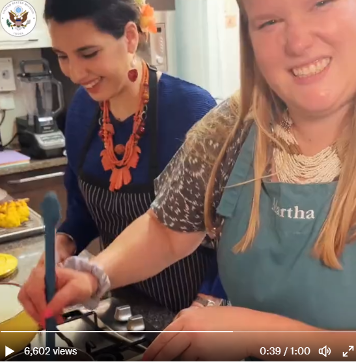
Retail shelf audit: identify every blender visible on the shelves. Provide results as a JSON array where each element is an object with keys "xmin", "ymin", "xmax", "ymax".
[{"xmin": 16, "ymin": 59, "xmax": 65, "ymax": 159}]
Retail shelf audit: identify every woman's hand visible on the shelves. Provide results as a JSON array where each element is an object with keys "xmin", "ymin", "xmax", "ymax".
[
  {"xmin": 144, "ymin": 307, "xmax": 255, "ymax": 361},
  {"xmin": 18, "ymin": 264, "xmax": 98, "ymax": 327},
  {"xmin": 173, "ymin": 294, "xmax": 222, "ymax": 321},
  {"xmin": 37, "ymin": 234, "xmax": 76, "ymax": 266},
  {"xmin": 54, "ymin": 234, "xmax": 76, "ymax": 264}
]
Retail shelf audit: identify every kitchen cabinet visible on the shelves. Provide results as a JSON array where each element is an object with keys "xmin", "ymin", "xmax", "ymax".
[
  {"xmin": 0, "ymin": 0, "xmax": 51, "ymax": 50},
  {"xmin": 0, "ymin": 165, "xmax": 67, "ymax": 223}
]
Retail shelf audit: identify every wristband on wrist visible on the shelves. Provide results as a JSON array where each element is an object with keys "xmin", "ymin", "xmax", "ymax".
[
  {"xmin": 56, "ymin": 231, "xmax": 76, "ymax": 243},
  {"xmin": 56, "ymin": 232, "xmax": 75, "ymax": 242},
  {"xmin": 56, "ymin": 232, "xmax": 77, "ymax": 252},
  {"xmin": 63, "ymin": 256, "xmax": 111, "ymax": 310},
  {"xmin": 194, "ymin": 295, "xmax": 224, "ymax": 307},
  {"xmin": 55, "ymin": 233, "xmax": 77, "ymax": 264}
]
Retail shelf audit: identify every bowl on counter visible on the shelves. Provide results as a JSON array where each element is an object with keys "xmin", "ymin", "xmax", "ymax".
[{"xmin": 0, "ymin": 283, "xmax": 40, "ymax": 360}]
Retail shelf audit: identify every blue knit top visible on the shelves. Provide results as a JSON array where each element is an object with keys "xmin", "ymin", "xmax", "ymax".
[{"xmin": 57, "ymin": 73, "xmax": 226, "ymax": 299}]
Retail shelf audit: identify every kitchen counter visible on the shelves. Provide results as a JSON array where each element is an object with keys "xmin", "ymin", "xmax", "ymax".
[
  {"xmin": 0, "ymin": 235, "xmax": 44, "ymax": 285},
  {"xmin": 0, "ymin": 236, "xmax": 175, "ymax": 331},
  {"xmin": 0, "ymin": 156, "xmax": 67, "ymax": 177}
]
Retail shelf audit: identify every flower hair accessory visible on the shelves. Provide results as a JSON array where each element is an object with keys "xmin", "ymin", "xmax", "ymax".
[{"xmin": 135, "ymin": 0, "xmax": 157, "ymax": 34}]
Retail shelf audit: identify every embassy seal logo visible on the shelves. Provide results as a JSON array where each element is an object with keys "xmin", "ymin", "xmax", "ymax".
[{"xmin": 1, "ymin": 1, "xmax": 37, "ymax": 37}]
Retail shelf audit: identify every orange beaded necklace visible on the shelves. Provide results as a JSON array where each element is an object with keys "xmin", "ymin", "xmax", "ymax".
[{"xmin": 99, "ymin": 60, "xmax": 149, "ymax": 192}]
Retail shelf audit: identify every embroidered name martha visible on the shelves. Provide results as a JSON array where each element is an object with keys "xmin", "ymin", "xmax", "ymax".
[{"xmin": 272, "ymin": 198, "xmax": 315, "ymax": 220}]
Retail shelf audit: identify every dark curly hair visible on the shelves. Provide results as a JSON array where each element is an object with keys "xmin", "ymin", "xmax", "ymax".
[
  {"xmin": 44, "ymin": 0, "xmax": 151, "ymax": 59},
  {"xmin": 44, "ymin": 0, "xmax": 142, "ymax": 38}
]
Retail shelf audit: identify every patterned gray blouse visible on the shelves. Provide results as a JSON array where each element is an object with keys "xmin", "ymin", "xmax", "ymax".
[{"xmin": 151, "ymin": 98, "xmax": 251, "ymax": 232}]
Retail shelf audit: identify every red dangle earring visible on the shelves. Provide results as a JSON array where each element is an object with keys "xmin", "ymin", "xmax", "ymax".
[{"xmin": 128, "ymin": 56, "xmax": 138, "ymax": 82}]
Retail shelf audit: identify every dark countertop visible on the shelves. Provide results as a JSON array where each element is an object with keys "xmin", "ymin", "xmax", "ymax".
[
  {"xmin": 110, "ymin": 287, "xmax": 175, "ymax": 331},
  {"xmin": 0, "ymin": 156, "xmax": 67, "ymax": 176},
  {"xmin": 0, "ymin": 236, "xmax": 174, "ymax": 331}
]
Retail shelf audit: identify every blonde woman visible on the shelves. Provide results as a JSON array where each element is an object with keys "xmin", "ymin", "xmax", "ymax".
[{"xmin": 19, "ymin": 0, "xmax": 356, "ymax": 360}]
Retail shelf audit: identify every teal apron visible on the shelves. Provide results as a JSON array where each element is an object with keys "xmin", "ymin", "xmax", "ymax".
[{"xmin": 217, "ymin": 124, "xmax": 356, "ymax": 330}]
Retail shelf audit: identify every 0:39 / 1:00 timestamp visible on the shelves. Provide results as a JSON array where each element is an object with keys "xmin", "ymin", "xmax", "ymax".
[{"xmin": 260, "ymin": 346, "xmax": 311, "ymax": 356}]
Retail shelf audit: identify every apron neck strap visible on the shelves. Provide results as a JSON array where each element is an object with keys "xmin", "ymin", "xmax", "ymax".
[{"xmin": 78, "ymin": 65, "xmax": 159, "ymax": 184}]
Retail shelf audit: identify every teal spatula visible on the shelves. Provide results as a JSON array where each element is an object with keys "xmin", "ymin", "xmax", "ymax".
[{"xmin": 40, "ymin": 192, "xmax": 61, "ymax": 360}]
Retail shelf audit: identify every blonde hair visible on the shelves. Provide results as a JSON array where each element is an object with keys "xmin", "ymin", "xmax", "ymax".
[{"xmin": 202, "ymin": 0, "xmax": 356, "ymax": 269}]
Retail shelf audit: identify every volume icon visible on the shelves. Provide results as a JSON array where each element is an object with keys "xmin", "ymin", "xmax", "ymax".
[{"xmin": 319, "ymin": 346, "xmax": 331, "ymax": 357}]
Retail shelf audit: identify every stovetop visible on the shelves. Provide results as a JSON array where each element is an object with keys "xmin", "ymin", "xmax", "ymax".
[{"xmin": 29, "ymin": 297, "xmax": 160, "ymax": 361}]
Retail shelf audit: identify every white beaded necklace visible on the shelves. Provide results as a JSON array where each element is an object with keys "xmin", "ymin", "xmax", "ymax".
[{"xmin": 273, "ymin": 113, "xmax": 341, "ymax": 184}]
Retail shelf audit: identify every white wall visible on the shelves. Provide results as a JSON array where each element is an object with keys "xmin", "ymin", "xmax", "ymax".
[
  {"xmin": 222, "ymin": 0, "xmax": 240, "ymax": 99},
  {"xmin": 175, "ymin": 0, "xmax": 240, "ymax": 101},
  {"xmin": 0, "ymin": 48, "xmax": 42, "ymax": 145},
  {"xmin": 154, "ymin": 10, "xmax": 177, "ymax": 77}
]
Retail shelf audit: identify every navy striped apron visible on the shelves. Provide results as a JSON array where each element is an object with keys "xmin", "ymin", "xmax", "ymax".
[{"xmin": 76, "ymin": 66, "xmax": 215, "ymax": 312}]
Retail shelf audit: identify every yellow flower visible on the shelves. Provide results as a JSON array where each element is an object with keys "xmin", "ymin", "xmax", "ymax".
[{"xmin": 140, "ymin": 4, "xmax": 157, "ymax": 34}]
